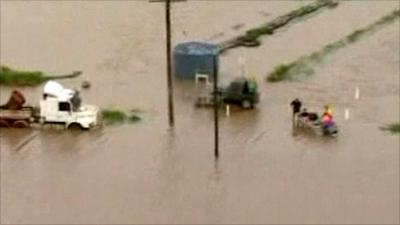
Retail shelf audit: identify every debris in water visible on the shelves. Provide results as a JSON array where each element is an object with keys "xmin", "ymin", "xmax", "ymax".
[{"xmin": 81, "ymin": 80, "xmax": 91, "ymax": 89}]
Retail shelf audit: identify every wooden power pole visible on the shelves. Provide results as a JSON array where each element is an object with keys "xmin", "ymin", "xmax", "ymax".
[
  {"xmin": 150, "ymin": 0, "xmax": 186, "ymax": 128},
  {"xmin": 213, "ymin": 55, "xmax": 219, "ymax": 159},
  {"xmin": 165, "ymin": 0, "xmax": 174, "ymax": 127}
]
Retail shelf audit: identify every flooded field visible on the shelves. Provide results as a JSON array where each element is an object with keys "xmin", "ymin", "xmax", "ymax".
[{"xmin": 1, "ymin": 1, "xmax": 399, "ymax": 224}]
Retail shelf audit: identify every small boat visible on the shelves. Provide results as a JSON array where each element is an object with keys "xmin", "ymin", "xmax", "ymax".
[{"xmin": 296, "ymin": 112, "xmax": 338, "ymax": 136}]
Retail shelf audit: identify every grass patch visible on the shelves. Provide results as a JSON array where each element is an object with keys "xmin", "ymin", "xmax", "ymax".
[
  {"xmin": 267, "ymin": 63, "xmax": 296, "ymax": 82},
  {"xmin": 382, "ymin": 123, "xmax": 400, "ymax": 134},
  {"xmin": 102, "ymin": 110, "xmax": 127, "ymax": 125},
  {"xmin": 0, "ymin": 66, "xmax": 81, "ymax": 86},
  {"xmin": 245, "ymin": 26, "xmax": 274, "ymax": 39},
  {"xmin": 267, "ymin": 9, "xmax": 400, "ymax": 82},
  {"xmin": 219, "ymin": 0, "xmax": 339, "ymax": 52},
  {"xmin": 101, "ymin": 109, "xmax": 142, "ymax": 125}
]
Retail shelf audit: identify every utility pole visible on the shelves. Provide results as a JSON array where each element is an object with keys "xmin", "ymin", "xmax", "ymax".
[
  {"xmin": 165, "ymin": 0, "xmax": 174, "ymax": 127},
  {"xmin": 149, "ymin": 0, "xmax": 186, "ymax": 127},
  {"xmin": 213, "ymin": 55, "xmax": 219, "ymax": 159}
]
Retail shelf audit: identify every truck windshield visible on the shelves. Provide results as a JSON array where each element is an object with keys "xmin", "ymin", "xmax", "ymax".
[
  {"xmin": 227, "ymin": 81, "xmax": 244, "ymax": 93},
  {"xmin": 70, "ymin": 92, "xmax": 82, "ymax": 111}
]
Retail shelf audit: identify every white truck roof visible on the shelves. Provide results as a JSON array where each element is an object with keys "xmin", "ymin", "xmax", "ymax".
[{"xmin": 43, "ymin": 81, "xmax": 75, "ymax": 101}]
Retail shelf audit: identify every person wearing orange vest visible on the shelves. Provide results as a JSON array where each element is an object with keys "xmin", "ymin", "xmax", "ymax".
[{"xmin": 321, "ymin": 105, "xmax": 333, "ymax": 126}]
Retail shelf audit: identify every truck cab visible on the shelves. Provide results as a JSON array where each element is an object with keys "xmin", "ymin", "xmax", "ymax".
[
  {"xmin": 39, "ymin": 81, "xmax": 100, "ymax": 129},
  {"xmin": 221, "ymin": 77, "xmax": 260, "ymax": 109}
]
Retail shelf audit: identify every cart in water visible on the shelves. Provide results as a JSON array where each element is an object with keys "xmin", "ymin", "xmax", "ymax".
[{"xmin": 296, "ymin": 112, "xmax": 338, "ymax": 136}]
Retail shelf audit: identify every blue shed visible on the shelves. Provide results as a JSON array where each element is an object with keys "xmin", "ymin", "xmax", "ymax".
[{"xmin": 173, "ymin": 42, "xmax": 219, "ymax": 80}]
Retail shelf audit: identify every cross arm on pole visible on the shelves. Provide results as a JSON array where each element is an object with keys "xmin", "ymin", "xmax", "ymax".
[{"xmin": 149, "ymin": 0, "xmax": 186, "ymax": 2}]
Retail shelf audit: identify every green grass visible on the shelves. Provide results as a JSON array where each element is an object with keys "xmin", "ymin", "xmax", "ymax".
[
  {"xmin": 101, "ymin": 109, "xmax": 142, "ymax": 125},
  {"xmin": 267, "ymin": 9, "xmax": 400, "ymax": 82},
  {"xmin": 0, "ymin": 66, "xmax": 81, "ymax": 86},
  {"xmin": 382, "ymin": 123, "xmax": 400, "ymax": 134},
  {"xmin": 267, "ymin": 63, "xmax": 296, "ymax": 82},
  {"xmin": 219, "ymin": 0, "xmax": 338, "ymax": 52},
  {"xmin": 102, "ymin": 110, "xmax": 127, "ymax": 125},
  {"xmin": 245, "ymin": 26, "xmax": 274, "ymax": 40}
]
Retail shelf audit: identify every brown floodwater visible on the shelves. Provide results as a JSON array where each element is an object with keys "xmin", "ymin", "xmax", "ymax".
[{"xmin": 1, "ymin": 1, "xmax": 399, "ymax": 224}]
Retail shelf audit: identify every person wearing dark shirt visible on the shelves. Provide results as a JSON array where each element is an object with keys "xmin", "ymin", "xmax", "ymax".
[
  {"xmin": 290, "ymin": 98, "xmax": 302, "ymax": 115},
  {"xmin": 290, "ymin": 98, "xmax": 302, "ymax": 127}
]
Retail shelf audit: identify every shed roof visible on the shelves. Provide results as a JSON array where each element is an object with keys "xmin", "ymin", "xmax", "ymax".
[{"xmin": 174, "ymin": 42, "xmax": 218, "ymax": 55}]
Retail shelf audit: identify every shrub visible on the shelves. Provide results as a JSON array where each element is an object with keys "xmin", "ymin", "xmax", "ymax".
[
  {"xmin": 101, "ymin": 109, "xmax": 142, "ymax": 125},
  {"xmin": 382, "ymin": 123, "xmax": 400, "ymax": 134},
  {"xmin": 267, "ymin": 63, "xmax": 296, "ymax": 82}
]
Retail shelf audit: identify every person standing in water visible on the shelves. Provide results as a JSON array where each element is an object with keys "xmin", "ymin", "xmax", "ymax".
[
  {"xmin": 290, "ymin": 98, "xmax": 302, "ymax": 115},
  {"xmin": 290, "ymin": 98, "xmax": 302, "ymax": 126}
]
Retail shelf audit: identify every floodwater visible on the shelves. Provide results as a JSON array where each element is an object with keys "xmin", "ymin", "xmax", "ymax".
[{"xmin": 1, "ymin": 1, "xmax": 399, "ymax": 224}]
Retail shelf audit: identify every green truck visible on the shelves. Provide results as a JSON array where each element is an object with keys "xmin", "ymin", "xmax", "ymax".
[
  {"xmin": 221, "ymin": 77, "xmax": 260, "ymax": 109},
  {"xmin": 195, "ymin": 77, "xmax": 260, "ymax": 109}
]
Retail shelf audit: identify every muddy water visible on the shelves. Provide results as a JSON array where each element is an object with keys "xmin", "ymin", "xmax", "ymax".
[{"xmin": 1, "ymin": 1, "xmax": 399, "ymax": 224}]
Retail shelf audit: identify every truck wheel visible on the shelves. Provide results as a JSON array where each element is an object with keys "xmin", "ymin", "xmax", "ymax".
[
  {"xmin": 68, "ymin": 123, "xmax": 83, "ymax": 130},
  {"xmin": 39, "ymin": 117, "xmax": 46, "ymax": 124},
  {"xmin": 0, "ymin": 119, "xmax": 10, "ymax": 128},
  {"xmin": 241, "ymin": 100, "xmax": 252, "ymax": 109},
  {"xmin": 12, "ymin": 120, "xmax": 30, "ymax": 128}
]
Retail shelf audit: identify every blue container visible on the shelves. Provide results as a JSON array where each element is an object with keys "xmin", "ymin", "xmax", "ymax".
[{"xmin": 173, "ymin": 42, "xmax": 219, "ymax": 80}]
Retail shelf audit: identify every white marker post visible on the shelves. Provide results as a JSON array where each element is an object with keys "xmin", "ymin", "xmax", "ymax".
[
  {"xmin": 345, "ymin": 108, "xmax": 350, "ymax": 120},
  {"xmin": 355, "ymin": 86, "xmax": 360, "ymax": 100},
  {"xmin": 225, "ymin": 105, "xmax": 230, "ymax": 117}
]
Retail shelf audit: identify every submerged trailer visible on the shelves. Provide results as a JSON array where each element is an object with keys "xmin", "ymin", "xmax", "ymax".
[
  {"xmin": 0, "ymin": 107, "xmax": 35, "ymax": 128},
  {"xmin": 0, "ymin": 90, "xmax": 35, "ymax": 128}
]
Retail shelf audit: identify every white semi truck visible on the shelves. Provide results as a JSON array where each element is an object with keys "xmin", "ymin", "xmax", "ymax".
[{"xmin": 0, "ymin": 81, "xmax": 101, "ymax": 130}]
